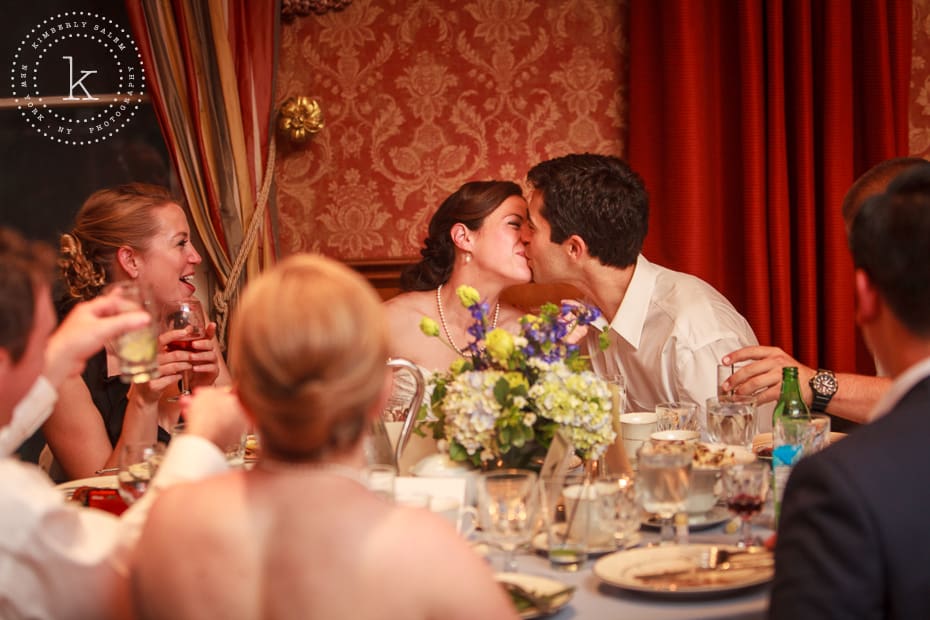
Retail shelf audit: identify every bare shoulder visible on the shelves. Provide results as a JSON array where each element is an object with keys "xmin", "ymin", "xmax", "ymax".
[
  {"xmin": 384, "ymin": 291, "xmax": 436, "ymax": 343},
  {"xmin": 378, "ymin": 507, "xmax": 518, "ymax": 619},
  {"xmin": 384, "ymin": 290, "xmax": 433, "ymax": 316}
]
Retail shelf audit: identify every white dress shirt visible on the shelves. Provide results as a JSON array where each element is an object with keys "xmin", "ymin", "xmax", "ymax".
[
  {"xmin": 0, "ymin": 381, "xmax": 228, "ymax": 620},
  {"xmin": 586, "ymin": 255, "xmax": 761, "ymax": 431}
]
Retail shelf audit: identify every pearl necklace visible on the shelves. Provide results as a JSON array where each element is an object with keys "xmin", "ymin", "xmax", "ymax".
[{"xmin": 436, "ymin": 283, "xmax": 500, "ymax": 356}]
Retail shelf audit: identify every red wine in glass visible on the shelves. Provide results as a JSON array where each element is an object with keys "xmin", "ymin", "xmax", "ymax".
[
  {"xmin": 162, "ymin": 299, "xmax": 206, "ymax": 399},
  {"xmin": 726, "ymin": 493, "xmax": 764, "ymax": 519},
  {"xmin": 167, "ymin": 338, "xmax": 199, "ymax": 353}
]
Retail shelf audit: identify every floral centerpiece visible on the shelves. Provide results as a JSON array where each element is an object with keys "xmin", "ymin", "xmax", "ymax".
[{"xmin": 418, "ymin": 285, "xmax": 616, "ymax": 469}]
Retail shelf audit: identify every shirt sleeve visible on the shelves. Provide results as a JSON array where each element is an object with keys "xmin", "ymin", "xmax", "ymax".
[
  {"xmin": 0, "ymin": 377, "xmax": 57, "ymax": 457},
  {"xmin": 0, "ymin": 459, "xmax": 123, "ymax": 619}
]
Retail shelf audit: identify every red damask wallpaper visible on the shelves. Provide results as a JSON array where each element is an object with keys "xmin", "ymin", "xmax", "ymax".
[
  {"xmin": 274, "ymin": 0, "xmax": 627, "ymax": 261},
  {"xmin": 911, "ymin": 0, "xmax": 930, "ymax": 157}
]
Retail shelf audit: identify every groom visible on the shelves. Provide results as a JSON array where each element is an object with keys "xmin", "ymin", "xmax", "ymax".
[{"xmin": 521, "ymin": 153, "xmax": 759, "ymax": 426}]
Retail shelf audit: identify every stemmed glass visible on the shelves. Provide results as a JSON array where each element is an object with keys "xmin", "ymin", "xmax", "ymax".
[
  {"xmin": 721, "ymin": 461, "xmax": 769, "ymax": 548},
  {"xmin": 476, "ymin": 469, "xmax": 539, "ymax": 573},
  {"xmin": 162, "ymin": 299, "xmax": 206, "ymax": 399},
  {"xmin": 636, "ymin": 440, "xmax": 694, "ymax": 544},
  {"xmin": 116, "ymin": 442, "xmax": 163, "ymax": 505}
]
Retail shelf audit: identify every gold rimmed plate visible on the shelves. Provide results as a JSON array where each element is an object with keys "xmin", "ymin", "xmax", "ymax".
[{"xmin": 593, "ymin": 544, "xmax": 773, "ymax": 597}]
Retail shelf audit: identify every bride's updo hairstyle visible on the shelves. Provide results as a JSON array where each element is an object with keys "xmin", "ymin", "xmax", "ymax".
[
  {"xmin": 400, "ymin": 180, "xmax": 523, "ymax": 291},
  {"xmin": 60, "ymin": 183, "xmax": 176, "ymax": 301},
  {"xmin": 230, "ymin": 254, "xmax": 388, "ymax": 462}
]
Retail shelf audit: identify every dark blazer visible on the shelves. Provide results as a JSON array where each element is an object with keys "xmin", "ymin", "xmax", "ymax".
[{"xmin": 769, "ymin": 374, "xmax": 930, "ymax": 620}]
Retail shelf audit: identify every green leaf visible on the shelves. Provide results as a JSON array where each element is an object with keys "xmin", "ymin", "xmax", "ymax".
[
  {"xmin": 448, "ymin": 443, "xmax": 467, "ymax": 461},
  {"xmin": 493, "ymin": 377, "xmax": 510, "ymax": 405}
]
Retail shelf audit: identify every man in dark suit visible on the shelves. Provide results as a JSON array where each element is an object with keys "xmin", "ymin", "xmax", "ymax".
[{"xmin": 769, "ymin": 166, "xmax": 930, "ymax": 619}]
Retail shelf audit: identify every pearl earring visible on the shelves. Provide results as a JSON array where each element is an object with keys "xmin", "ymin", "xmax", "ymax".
[{"xmin": 464, "ymin": 252, "xmax": 472, "ymax": 264}]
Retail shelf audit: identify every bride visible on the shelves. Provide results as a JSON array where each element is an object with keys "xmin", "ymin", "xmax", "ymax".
[{"xmin": 384, "ymin": 180, "xmax": 532, "ymax": 371}]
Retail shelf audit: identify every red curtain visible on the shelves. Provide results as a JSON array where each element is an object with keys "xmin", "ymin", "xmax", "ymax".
[{"xmin": 628, "ymin": 0, "xmax": 910, "ymax": 375}]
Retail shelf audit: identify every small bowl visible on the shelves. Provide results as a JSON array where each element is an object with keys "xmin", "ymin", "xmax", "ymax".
[{"xmin": 650, "ymin": 430, "xmax": 700, "ymax": 444}]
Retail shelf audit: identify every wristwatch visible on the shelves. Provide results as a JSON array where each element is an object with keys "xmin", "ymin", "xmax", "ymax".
[{"xmin": 809, "ymin": 369, "xmax": 838, "ymax": 412}]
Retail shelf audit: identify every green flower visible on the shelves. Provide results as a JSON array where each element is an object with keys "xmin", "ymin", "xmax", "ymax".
[
  {"xmin": 419, "ymin": 317, "xmax": 440, "ymax": 338},
  {"xmin": 456, "ymin": 285, "xmax": 481, "ymax": 307},
  {"xmin": 485, "ymin": 328, "xmax": 515, "ymax": 365}
]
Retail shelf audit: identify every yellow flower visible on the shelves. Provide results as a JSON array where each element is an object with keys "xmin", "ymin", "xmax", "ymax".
[
  {"xmin": 485, "ymin": 328, "xmax": 514, "ymax": 364},
  {"xmin": 419, "ymin": 317, "xmax": 440, "ymax": 337},
  {"xmin": 450, "ymin": 358, "xmax": 468, "ymax": 374},
  {"xmin": 456, "ymin": 285, "xmax": 481, "ymax": 307}
]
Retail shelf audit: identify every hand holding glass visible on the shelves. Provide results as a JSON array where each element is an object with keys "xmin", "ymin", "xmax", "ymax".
[
  {"xmin": 162, "ymin": 299, "xmax": 206, "ymax": 398},
  {"xmin": 105, "ymin": 282, "xmax": 159, "ymax": 383}
]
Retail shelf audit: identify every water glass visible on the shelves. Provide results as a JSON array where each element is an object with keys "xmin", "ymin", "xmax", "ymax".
[
  {"xmin": 365, "ymin": 464, "xmax": 396, "ymax": 502},
  {"xmin": 637, "ymin": 440, "xmax": 694, "ymax": 544},
  {"xmin": 810, "ymin": 413, "xmax": 831, "ymax": 452},
  {"xmin": 655, "ymin": 401, "xmax": 699, "ymax": 432},
  {"xmin": 117, "ymin": 442, "xmax": 163, "ymax": 505},
  {"xmin": 717, "ymin": 361, "xmax": 750, "ymax": 397},
  {"xmin": 104, "ymin": 282, "xmax": 159, "ymax": 384},
  {"xmin": 706, "ymin": 396, "xmax": 757, "ymax": 449},
  {"xmin": 540, "ymin": 474, "xmax": 592, "ymax": 571},
  {"xmin": 595, "ymin": 474, "xmax": 639, "ymax": 545},
  {"xmin": 476, "ymin": 469, "xmax": 539, "ymax": 573}
]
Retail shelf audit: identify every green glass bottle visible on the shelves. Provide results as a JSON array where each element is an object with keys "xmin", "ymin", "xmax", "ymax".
[{"xmin": 772, "ymin": 367, "xmax": 811, "ymax": 523}]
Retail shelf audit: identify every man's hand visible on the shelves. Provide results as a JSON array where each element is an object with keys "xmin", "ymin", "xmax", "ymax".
[
  {"xmin": 44, "ymin": 294, "xmax": 150, "ymax": 388},
  {"xmin": 721, "ymin": 346, "xmax": 814, "ymax": 405}
]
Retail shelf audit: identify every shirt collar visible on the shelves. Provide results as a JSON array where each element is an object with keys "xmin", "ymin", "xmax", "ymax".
[
  {"xmin": 607, "ymin": 254, "xmax": 656, "ymax": 350},
  {"xmin": 870, "ymin": 355, "xmax": 930, "ymax": 420}
]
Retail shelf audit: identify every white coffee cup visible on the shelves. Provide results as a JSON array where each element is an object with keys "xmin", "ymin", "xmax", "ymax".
[{"xmin": 620, "ymin": 412, "xmax": 658, "ymax": 440}]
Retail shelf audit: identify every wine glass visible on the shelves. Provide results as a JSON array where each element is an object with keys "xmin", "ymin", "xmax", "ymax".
[
  {"xmin": 721, "ymin": 461, "xmax": 769, "ymax": 548},
  {"xmin": 162, "ymin": 299, "xmax": 207, "ymax": 399},
  {"xmin": 476, "ymin": 469, "xmax": 539, "ymax": 573},
  {"xmin": 705, "ymin": 396, "xmax": 757, "ymax": 449},
  {"xmin": 117, "ymin": 442, "xmax": 163, "ymax": 505},
  {"xmin": 636, "ymin": 439, "xmax": 694, "ymax": 544}
]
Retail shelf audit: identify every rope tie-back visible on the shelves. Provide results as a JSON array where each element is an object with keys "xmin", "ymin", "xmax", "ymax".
[{"xmin": 213, "ymin": 133, "xmax": 278, "ymax": 348}]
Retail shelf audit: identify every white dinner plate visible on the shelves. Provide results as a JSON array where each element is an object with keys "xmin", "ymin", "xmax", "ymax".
[
  {"xmin": 641, "ymin": 505, "xmax": 732, "ymax": 531},
  {"xmin": 593, "ymin": 543, "xmax": 773, "ymax": 597},
  {"xmin": 56, "ymin": 475, "xmax": 118, "ymax": 499},
  {"xmin": 496, "ymin": 572, "xmax": 574, "ymax": 618},
  {"xmin": 531, "ymin": 530, "xmax": 642, "ymax": 556}
]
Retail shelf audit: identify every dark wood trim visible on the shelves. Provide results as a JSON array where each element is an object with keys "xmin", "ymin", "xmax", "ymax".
[{"xmin": 345, "ymin": 259, "xmax": 412, "ymax": 300}]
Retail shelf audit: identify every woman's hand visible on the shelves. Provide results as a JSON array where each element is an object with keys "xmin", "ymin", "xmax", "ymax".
[{"xmin": 186, "ymin": 322, "xmax": 223, "ymax": 389}]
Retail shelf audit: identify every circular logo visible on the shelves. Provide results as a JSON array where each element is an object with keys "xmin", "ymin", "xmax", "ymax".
[{"xmin": 9, "ymin": 11, "xmax": 146, "ymax": 146}]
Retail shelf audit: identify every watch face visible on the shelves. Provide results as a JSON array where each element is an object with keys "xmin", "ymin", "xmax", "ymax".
[{"xmin": 812, "ymin": 372, "xmax": 838, "ymax": 396}]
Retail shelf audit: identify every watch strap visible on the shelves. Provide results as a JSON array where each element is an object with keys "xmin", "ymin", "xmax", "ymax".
[{"xmin": 811, "ymin": 390, "xmax": 832, "ymax": 413}]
